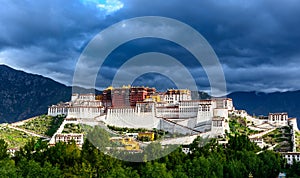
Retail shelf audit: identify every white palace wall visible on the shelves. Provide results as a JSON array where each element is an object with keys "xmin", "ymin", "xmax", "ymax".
[{"xmin": 106, "ymin": 109, "xmax": 160, "ymax": 129}]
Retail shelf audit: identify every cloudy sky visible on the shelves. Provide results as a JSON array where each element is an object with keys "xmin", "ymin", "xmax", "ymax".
[{"xmin": 0, "ymin": 0, "xmax": 300, "ymax": 94}]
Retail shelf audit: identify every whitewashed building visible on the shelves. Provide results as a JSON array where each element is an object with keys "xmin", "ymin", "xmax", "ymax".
[
  {"xmin": 282, "ymin": 152, "xmax": 300, "ymax": 164},
  {"xmin": 268, "ymin": 113, "xmax": 288, "ymax": 126},
  {"xmin": 48, "ymin": 93, "xmax": 104, "ymax": 119},
  {"xmin": 48, "ymin": 103, "xmax": 70, "ymax": 116},
  {"xmin": 288, "ymin": 118, "xmax": 299, "ymax": 131},
  {"xmin": 250, "ymin": 137, "xmax": 266, "ymax": 148},
  {"xmin": 50, "ymin": 91, "xmax": 234, "ymax": 138},
  {"xmin": 211, "ymin": 117, "xmax": 227, "ymax": 137},
  {"xmin": 163, "ymin": 89, "xmax": 191, "ymax": 104},
  {"xmin": 197, "ymin": 99, "xmax": 216, "ymax": 124},
  {"xmin": 54, "ymin": 133, "xmax": 84, "ymax": 146}
]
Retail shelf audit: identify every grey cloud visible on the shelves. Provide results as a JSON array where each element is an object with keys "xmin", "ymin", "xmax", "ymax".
[{"xmin": 1, "ymin": 0, "xmax": 300, "ymax": 93}]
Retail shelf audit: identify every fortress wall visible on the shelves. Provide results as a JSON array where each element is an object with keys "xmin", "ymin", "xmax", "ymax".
[
  {"xmin": 158, "ymin": 119, "xmax": 198, "ymax": 135},
  {"xmin": 168, "ymin": 117, "xmax": 197, "ymax": 129},
  {"xmin": 213, "ymin": 108, "xmax": 228, "ymax": 119},
  {"xmin": 105, "ymin": 112, "xmax": 160, "ymax": 129}
]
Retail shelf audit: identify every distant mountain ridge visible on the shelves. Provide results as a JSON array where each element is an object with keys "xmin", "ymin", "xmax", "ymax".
[
  {"xmin": 0, "ymin": 65, "xmax": 71, "ymax": 123},
  {"xmin": 228, "ymin": 91, "xmax": 300, "ymax": 119}
]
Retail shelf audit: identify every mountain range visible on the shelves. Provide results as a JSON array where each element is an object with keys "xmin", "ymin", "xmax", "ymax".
[
  {"xmin": 0, "ymin": 64, "xmax": 299, "ymax": 123},
  {"xmin": 0, "ymin": 65, "xmax": 71, "ymax": 123},
  {"xmin": 228, "ymin": 91, "xmax": 300, "ymax": 119}
]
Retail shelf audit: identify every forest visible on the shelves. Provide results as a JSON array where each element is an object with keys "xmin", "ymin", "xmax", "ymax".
[{"xmin": 1, "ymin": 130, "xmax": 300, "ymax": 178}]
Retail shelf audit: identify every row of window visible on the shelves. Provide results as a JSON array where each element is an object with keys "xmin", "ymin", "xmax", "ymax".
[{"xmin": 212, "ymin": 121, "xmax": 223, "ymax": 127}]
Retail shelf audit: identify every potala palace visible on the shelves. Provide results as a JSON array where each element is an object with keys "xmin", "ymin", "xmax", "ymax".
[
  {"xmin": 48, "ymin": 86, "xmax": 234, "ymax": 138},
  {"xmin": 48, "ymin": 85, "xmax": 300, "ymax": 151}
]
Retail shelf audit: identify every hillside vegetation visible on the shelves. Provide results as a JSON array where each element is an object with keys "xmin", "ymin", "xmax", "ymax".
[
  {"xmin": 0, "ymin": 125, "xmax": 37, "ymax": 148},
  {"xmin": 229, "ymin": 116, "xmax": 260, "ymax": 136},
  {"xmin": 17, "ymin": 115, "xmax": 65, "ymax": 137}
]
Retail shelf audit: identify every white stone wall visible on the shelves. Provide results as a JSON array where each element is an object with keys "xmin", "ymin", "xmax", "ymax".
[
  {"xmin": 179, "ymin": 101, "xmax": 199, "ymax": 118},
  {"xmin": 159, "ymin": 119, "xmax": 199, "ymax": 135},
  {"xmin": 73, "ymin": 100, "xmax": 102, "ymax": 107},
  {"xmin": 283, "ymin": 153, "xmax": 300, "ymax": 164},
  {"xmin": 234, "ymin": 110, "xmax": 248, "ymax": 118},
  {"xmin": 211, "ymin": 117, "xmax": 226, "ymax": 137},
  {"xmin": 163, "ymin": 91, "xmax": 191, "ymax": 104},
  {"xmin": 72, "ymin": 93, "xmax": 95, "ymax": 101},
  {"xmin": 49, "ymin": 93, "xmax": 103, "ymax": 118},
  {"xmin": 55, "ymin": 133, "xmax": 84, "ymax": 146},
  {"xmin": 225, "ymin": 98, "xmax": 234, "ymax": 110},
  {"xmin": 106, "ymin": 111, "xmax": 160, "ymax": 129},
  {"xmin": 48, "ymin": 106, "xmax": 68, "ymax": 116},
  {"xmin": 268, "ymin": 113, "xmax": 288, "ymax": 126},
  {"xmin": 155, "ymin": 106, "xmax": 179, "ymax": 118},
  {"xmin": 67, "ymin": 107, "xmax": 103, "ymax": 119},
  {"xmin": 289, "ymin": 118, "xmax": 299, "ymax": 131},
  {"xmin": 213, "ymin": 108, "xmax": 228, "ymax": 120},
  {"xmin": 197, "ymin": 100, "xmax": 216, "ymax": 124},
  {"xmin": 136, "ymin": 102, "xmax": 155, "ymax": 114},
  {"xmin": 169, "ymin": 117, "xmax": 197, "ymax": 129}
]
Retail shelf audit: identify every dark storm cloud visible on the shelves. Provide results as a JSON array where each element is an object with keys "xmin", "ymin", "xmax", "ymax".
[
  {"xmin": 0, "ymin": 0, "xmax": 111, "ymax": 84},
  {"xmin": 112, "ymin": 0, "xmax": 300, "ymax": 92},
  {"xmin": 0, "ymin": 0, "xmax": 300, "ymax": 93}
]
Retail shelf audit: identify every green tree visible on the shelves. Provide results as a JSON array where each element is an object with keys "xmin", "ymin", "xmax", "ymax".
[
  {"xmin": 287, "ymin": 161, "xmax": 300, "ymax": 177},
  {"xmin": 86, "ymin": 126, "xmax": 110, "ymax": 151},
  {"xmin": 256, "ymin": 151, "xmax": 283, "ymax": 178},
  {"xmin": 0, "ymin": 159, "xmax": 18, "ymax": 178},
  {"xmin": 15, "ymin": 138, "xmax": 36, "ymax": 162},
  {"xmin": 171, "ymin": 165, "xmax": 188, "ymax": 178},
  {"xmin": 17, "ymin": 159, "xmax": 62, "ymax": 178},
  {"xmin": 141, "ymin": 162, "xmax": 172, "ymax": 178},
  {"xmin": 223, "ymin": 160, "xmax": 247, "ymax": 178},
  {"xmin": 102, "ymin": 166, "xmax": 140, "ymax": 178},
  {"xmin": 143, "ymin": 142, "xmax": 165, "ymax": 162},
  {"xmin": 160, "ymin": 147, "xmax": 187, "ymax": 170},
  {"xmin": 0, "ymin": 139, "xmax": 9, "ymax": 160},
  {"xmin": 227, "ymin": 134, "xmax": 260, "ymax": 152},
  {"xmin": 235, "ymin": 150, "xmax": 261, "ymax": 176}
]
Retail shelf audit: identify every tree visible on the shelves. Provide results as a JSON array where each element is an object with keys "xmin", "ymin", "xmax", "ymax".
[
  {"xmin": 160, "ymin": 147, "xmax": 187, "ymax": 170},
  {"xmin": 287, "ymin": 161, "xmax": 300, "ymax": 177},
  {"xmin": 223, "ymin": 160, "xmax": 247, "ymax": 178},
  {"xmin": 143, "ymin": 142, "xmax": 165, "ymax": 162},
  {"xmin": 186, "ymin": 156, "xmax": 210, "ymax": 178},
  {"xmin": 227, "ymin": 134, "xmax": 260, "ymax": 152},
  {"xmin": 17, "ymin": 159, "xmax": 62, "ymax": 178},
  {"xmin": 141, "ymin": 162, "xmax": 172, "ymax": 178},
  {"xmin": 171, "ymin": 165, "xmax": 188, "ymax": 178},
  {"xmin": 0, "ymin": 159, "xmax": 17, "ymax": 178},
  {"xmin": 102, "ymin": 166, "xmax": 140, "ymax": 178},
  {"xmin": 235, "ymin": 150, "xmax": 261, "ymax": 176},
  {"xmin": 256, "ymin": 151, "xmax": 283, "ymax": 178},
  {"xmin": 0, "ymin": 139, "xmax": 9, "ymax": 160},
  {"xmin": 86, "ymin": 126, "xmax": 110, "ymax": 151}
]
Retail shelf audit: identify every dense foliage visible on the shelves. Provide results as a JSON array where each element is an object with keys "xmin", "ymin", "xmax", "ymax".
[{"xmin": 0, "ymin": 133, "xmax": 298, "ymax": 177}]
